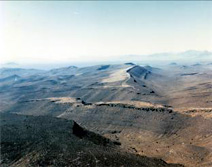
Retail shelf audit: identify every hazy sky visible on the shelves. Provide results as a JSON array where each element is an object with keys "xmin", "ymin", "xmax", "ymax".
[{"xmin": 1, "ymin": 1, "xmax": 212, "ymax": 64}]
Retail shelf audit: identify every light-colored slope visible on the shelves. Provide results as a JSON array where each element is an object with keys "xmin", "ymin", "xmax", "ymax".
[
  {"xmin": 101, "ymin": 68, "xmax": 130, "ymax": 83},
  {"xmin": 0, "ymin": 64, "xmax": 211, "ymax": 113}
]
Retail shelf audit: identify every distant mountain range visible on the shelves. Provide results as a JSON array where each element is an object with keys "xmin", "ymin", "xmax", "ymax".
[
  {"xmin": 1, "ymin": 50, "xmax": 211, "ymax": 70},
  {"xmin": 120, "ymin": 50, "xmax": 212, "ymax": 64}
]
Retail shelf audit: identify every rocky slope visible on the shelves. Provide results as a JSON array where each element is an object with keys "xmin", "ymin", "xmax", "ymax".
[
  {"xmin": 0, "ymin": 113, "xmax": 182, "ymax": 167},
  {"xmin": 0, "ymin": 63, "xmax": 212, "ymax": 167},
  {"xmin": 4, "ymin": 97, "xmax": 212, "ymax": 167}
]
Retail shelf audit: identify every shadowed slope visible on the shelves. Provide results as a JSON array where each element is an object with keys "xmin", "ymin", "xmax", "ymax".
[{"xmin": 0, "ymin": 113, "xmax": 182, "ymax": 167}]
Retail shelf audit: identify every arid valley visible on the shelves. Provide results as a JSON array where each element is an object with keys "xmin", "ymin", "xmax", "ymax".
[
  {"xmin": 1, "ymin": 59, "xmax": 212, "ymax": 167},
  {"xmin": 1, "ymin": 1, "xmax": 212, "ymax": 166}
]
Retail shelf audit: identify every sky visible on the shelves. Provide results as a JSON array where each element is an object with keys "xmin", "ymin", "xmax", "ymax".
[{"xmin": 1, "ymin": 1, "xmax": 212, "ymax": 64}]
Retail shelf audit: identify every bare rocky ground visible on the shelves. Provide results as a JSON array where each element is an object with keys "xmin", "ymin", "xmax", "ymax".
[
  {"xmin": 0, "ymin": 62, "xmax": 212, "ymax": 167},
  {"xmin": 0, "ymin": 113, "xmax": 182, "ymax": 167},
  {"xmin": 5, "ymin": 97, "xmax": 211, "ymax": 167}
]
